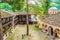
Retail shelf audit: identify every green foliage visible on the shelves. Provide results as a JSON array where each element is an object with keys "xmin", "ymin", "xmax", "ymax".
[
  {"xmin": 40, "ymin": 0, "xmax": 51, "ymax": 14},
  {"xmin": 33, "ymin": 27, "xmax": 40, "ymax": 32},
  {"xmin": 28, "ymin": 5, "xmax": 35, "ymax": 12},
  {"xmin": 35, "ymin": 24, "xmax": 39, "ymax": 28},
  {"xmin": 9, "ymin": 35, "xmax": 14, "ymax": 40},
  {"xmin": 56, "ymin": 0, "xmax": 60, "ymax": 4},
  {"xmin": 0, "ymin": 3, "xmax": 12, "ymax": 10},
  {"xmin": 11, "ymin": 0, "xmax": 26, "ymax": 11},
  {"xmin": 28, "ymin": 0, "xmax": 51, "ymax": 20},
  {"xmin": 33, "ymin": 24, "xmax": 41, "ymax": 32},
  {"xmin": 3, "ymin": 25, "xmax": 9, "ymax": 33},
  {"xmin": 1, "ymin": 0, "xmax": 26, "ymax": 11}
]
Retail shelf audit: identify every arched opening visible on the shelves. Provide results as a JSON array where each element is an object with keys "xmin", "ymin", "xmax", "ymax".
[
  {"xmin": 45, "ymin": 25, "xmax": 47, "ymax": 31},
  {"xmin": 42, "ymin": 24, "xmax": 44, "ymax": 28},
  {"xmin": 54, "ymin": 29, "xmax": 60, "ymax": 38},
  {"xmin": 48, "ymin": 26, "xmax": 54, "ymax": 36},
  {"xmin": 41, "ymin": 24, "xmax": 46, "ymax": 32}
]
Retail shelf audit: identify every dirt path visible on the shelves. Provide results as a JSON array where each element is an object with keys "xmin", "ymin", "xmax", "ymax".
[{"xmin": 7, "ymin": 25, "xmax": 53, "ymax": 40}]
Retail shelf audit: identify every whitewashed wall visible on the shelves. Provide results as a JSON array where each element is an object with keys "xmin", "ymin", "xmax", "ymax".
[{"xmin": 48, "ymin": 7, "xmax": 58, "ymax": 14}]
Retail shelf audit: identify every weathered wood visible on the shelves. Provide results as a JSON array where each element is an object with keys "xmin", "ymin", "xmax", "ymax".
[
  {"xmin": 0, "ymin": 10, "xmax": 3, "ymax": 40},
  {"xmin": 3, "ymin": 17, "xmax": 18, "ymax": 33},
  {"xmin": 26, "ymin": 0, "xmax": 29, "ymax": 35},
  {"xmin": 3, "ymin": 21, "xmax": 12, "ymax": 27},
  {"xmin": 12, "ymin": 16, "xmax": 16, "ymax": 29},
  {"xmin": 3, "ymin": 18, "xmax": 18, "ymax": 27}
]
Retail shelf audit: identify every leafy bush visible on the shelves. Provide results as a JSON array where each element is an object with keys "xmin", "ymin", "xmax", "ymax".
[
  {"xmin": 33, "ymin": 24, "xmax": 42, "ymax": 31},
  {"xmin": 35, "ymin": 24, "xmax": 39, "ymax": 28}
]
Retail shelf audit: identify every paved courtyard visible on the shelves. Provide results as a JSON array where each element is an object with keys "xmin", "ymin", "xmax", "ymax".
[{"xmin": 7, "ymin": 25, "xmax": 53, "ymax": 40}]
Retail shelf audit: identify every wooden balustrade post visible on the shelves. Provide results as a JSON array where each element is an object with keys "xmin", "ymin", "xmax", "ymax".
[
  {"xmin": 12, "ymin": 17, "xmax": 14, "ymax": 29},
  {"xmin": 0, "ymin": 10, "xmax": 3, "ymax": 40},
  {"xmin": 12, "ymin": 16, "xmax": 16, "ymax": 29}
]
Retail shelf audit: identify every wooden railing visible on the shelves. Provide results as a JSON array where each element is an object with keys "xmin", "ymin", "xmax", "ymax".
[{"xmin": 2, "ymin": 16, "xmax": 19, "ymax": 35}]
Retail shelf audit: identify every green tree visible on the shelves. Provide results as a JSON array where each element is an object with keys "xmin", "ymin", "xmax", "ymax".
[
  {"xmin": 0, "ymin": 3, "xmax": 12, "ymax": 10},
  {"xmin": 40, "ymin": 0, "xmax": 51, "ymax": 14},
  {"xmin": 56, "ymin": 0, "xmax": 60, "ymax": 4},
  {"xmin": 28, "ymin": 0, "xmax": 51, "ymax": 20},
  {"xmin": 1, "ymin": 0, "xmax": 26, "ymax": 11},
  {"xmin": 11, "ymin": 0, "xmax": 26, "ymax": 11}
]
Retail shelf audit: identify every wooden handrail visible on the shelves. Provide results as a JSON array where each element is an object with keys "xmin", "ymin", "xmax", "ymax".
[
  {"xmin": 3, "ymin": 18, "xmax": 18, "ymax": 27},
  {"xmin": 3, "ymin": 18, "xmax": 18, "ymax": 35},
  {"xmin": 3, "ymin": 21, "xmax": 12, "ymax": 27}
]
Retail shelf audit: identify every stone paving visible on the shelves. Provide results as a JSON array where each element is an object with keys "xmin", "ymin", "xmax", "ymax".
[{"xmin": 6, "ymin": 25, "xmax": 53, "ymax": 40}]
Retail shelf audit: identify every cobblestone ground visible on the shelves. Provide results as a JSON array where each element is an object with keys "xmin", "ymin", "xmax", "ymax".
[{"xmin": 7, "ymin": 25, "xmax": 53, "ymax": 40}]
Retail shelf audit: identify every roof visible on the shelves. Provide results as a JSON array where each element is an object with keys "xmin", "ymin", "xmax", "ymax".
[
  {"xmin": 1, "ymin": 12, "xmax": 12, "ymax": 18},
  {"xmin": 1, "ymin": 9, "xmax": 17, "ymax": 15},
  {"xmin": 1, "ymin": 10, "xmax": 35, "ymax": 18},
  {"xmin": 43, "ymin": 14, "xmax": 60, "ymax": 27},
  {"xmin": 49, "ymin": 7, "xmax": 57, "ymax": 10},
  {"xmin": 19, "ymin": 12, "xmax": 35, "ymax": 15},
  {"xmin": 1, "ymin": 9, "xmax": 17, "ymax": 18}
]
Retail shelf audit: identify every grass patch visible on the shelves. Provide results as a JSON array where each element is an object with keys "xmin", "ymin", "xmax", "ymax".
[
  {"xmin": 33, "ymin": 24, "xmax": 42, "ymax": 31},
  {"xmin": 33, "ymin": 27, "xmax": 40, "ymax": 31},
  {"xmin": 7, "ymin": 27, "xmax": 20, "ymax": 40},
  {"xmin": 9, "ymin": 36, "xmax": 14, "ymax": 40}
]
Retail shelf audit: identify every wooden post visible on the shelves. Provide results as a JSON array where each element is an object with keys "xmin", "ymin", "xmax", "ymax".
[
  {"xmin": 0, "ymin": 10, "xmax": 3, "ymax": 40},
  {"xmin": 12, "ymin": 16, "xmax": 16, "ymax": 29},
  {"xmin": 12, "ymin": 16, "xmax": 15, "ymax": 29},
  {"xmin": 26, "ymin": 0, "xmax": 29, "ymax": 35}
]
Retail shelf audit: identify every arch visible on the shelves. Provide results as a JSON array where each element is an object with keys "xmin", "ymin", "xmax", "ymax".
[
  {"xmin": 55, "ymin": 29, "xmax": 59, "ymax": 32},
  {"xmin": 54, "ymin": 29, "xmax": 60, "ymax": 38},
  {"xmin": 48, "ymin": 26, "xmax": 54, "ymax": 36},
  {"xmin": 48, "ymin": 26, "xmax": 52, "ymax": 29}
]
